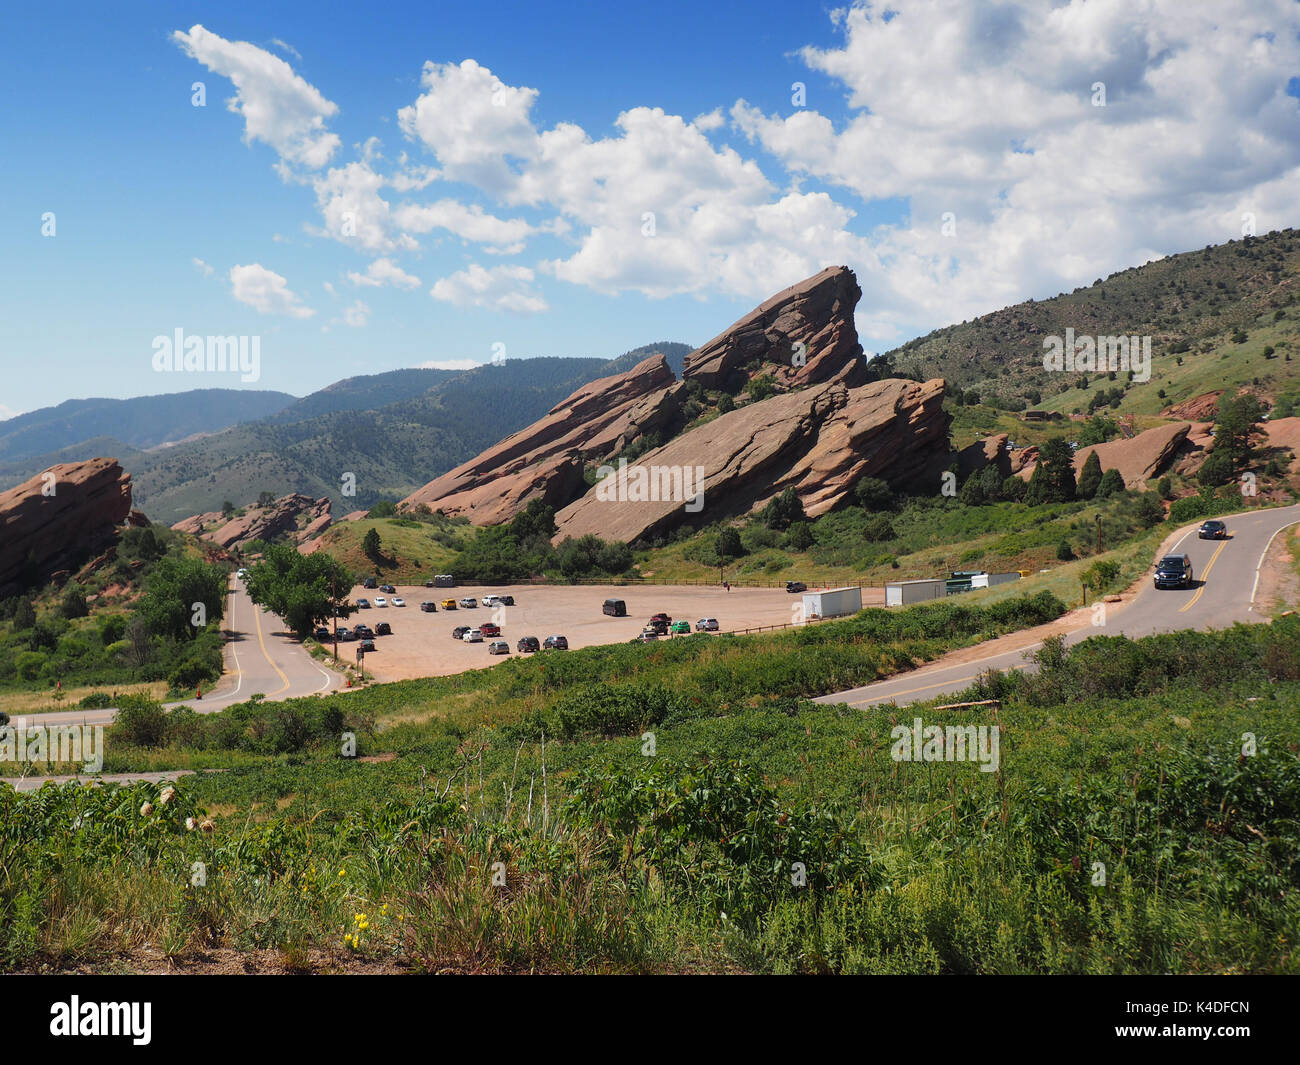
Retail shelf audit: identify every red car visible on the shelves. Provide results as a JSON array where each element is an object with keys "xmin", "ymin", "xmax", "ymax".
[{"xmin": 480, "ymin": 622, "xmax": 501, "ymax": 638}]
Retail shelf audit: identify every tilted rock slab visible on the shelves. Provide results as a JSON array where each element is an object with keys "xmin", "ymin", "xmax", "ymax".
[
  {"xmin": 399, "ymin": 354, "xmax": 681, "ymax": 523},
  {"xmin": 553, "ymin": 378, "xmax": 948, "ymax": 545},
  {"xmin": 683, "ymin": 266, "xmax": 867, "ymax": 391},
  {"xmin": 0, "ymin": 457, "xmax": 132, "ymax": 596}
]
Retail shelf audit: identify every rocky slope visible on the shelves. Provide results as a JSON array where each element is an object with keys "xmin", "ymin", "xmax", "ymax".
[
  {"xmin": 172, "ymin": 494, "xmax": 331, "ymax": 551},
  {"xmin": 399, "ymin": 266, "xmax": 924, "ymax": 537},
  {"xmin": 683, "ymin": 266, "xmax": 867, "ymax": 391},
  {"xmin": 553, "ymin": 377, "xmax": 949, "ymax": 545},
  {"xmin": 0, "ymin": 458, "xmax": 132, "ymax": 596},
  {"xmin": 400, "ymin": 354, "xmax": 682, "ymax": 524}
]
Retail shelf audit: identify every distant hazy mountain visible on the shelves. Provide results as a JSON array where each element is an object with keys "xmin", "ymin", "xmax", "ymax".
[{"xmin": 0, "ymin": 388, "xmax": 296, "ymax": 463}]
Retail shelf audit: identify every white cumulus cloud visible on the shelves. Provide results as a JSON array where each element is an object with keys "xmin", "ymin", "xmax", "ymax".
[
  {"xmin": 229, "ymin": 263, "xmax": 315, "ymax": 318},
  {"xmin": 430, "ymin": 263, "xmax": 548, "ymax": 314}
]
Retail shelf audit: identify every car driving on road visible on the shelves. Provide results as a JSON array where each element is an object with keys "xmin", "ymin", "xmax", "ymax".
[
  {"xmin": 1198, "ymin": 519, "xmax": 1228, "ymax": 540},
  {"xmin": 1154, "ymin": 553, "xmax": 1194, "ymax": 589}
]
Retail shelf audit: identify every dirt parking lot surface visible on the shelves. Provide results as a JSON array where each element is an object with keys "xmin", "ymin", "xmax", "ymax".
[{"xmin": 342, "ymin": 582, "xmax": 884, "ymax": 682}]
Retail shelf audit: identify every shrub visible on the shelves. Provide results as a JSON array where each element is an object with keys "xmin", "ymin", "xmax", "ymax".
[
  {"xmin": 1056, "ymin": 539, "xmax": 1075, "ymax": 561},
  {"xmin": 114, "ymin": 695, "xmax": 168, "ymax": 748}
]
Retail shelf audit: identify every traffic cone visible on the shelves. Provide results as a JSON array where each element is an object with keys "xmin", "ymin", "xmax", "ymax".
[
  {"xmin": 196, "ymin": 686, "xmax": 202, "ymax": 700},
  {"xmin": 347, "ymin": 677, "xmax": 352, "ymax": 688}
]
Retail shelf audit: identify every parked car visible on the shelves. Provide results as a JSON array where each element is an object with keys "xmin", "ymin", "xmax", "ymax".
[
  {"xmin": 482, "ymin": 594, "xmax": 502, "ymax": 607},
  {"xmin": 696, "ymin": 618, "xmax": 719, "ymax": 632},
  {"xmin": 646, "ymin": 617, "xmax": 669, "ymax": 635},
  {"xmin": 459, "ymin": 597, "xmax": 478, "ymax": 608},
  {"xmin": 543, "ymin": 635, "xmax": 569, "ymax": 650},
  {"xmin": 391, "ymin": 596, "xmax": 406, "ymax": 607},
  {"xmin": 602, "ymin": 598, "xmax": 627, "ymax": 617},
  {"xmin": 356, "ymin": 597, "xmax": 370, "ymax": 609},
  {"xmin": 380, "ymin": 584, "xmax": 396, "ymax": 594},
  {"xmin": 480, "ymin": 622, "xmax": 501, "ymax": 638},
  {"xmin": 1198, "ymin": 519, "xmax": 1228, "ymax": 540},
  {"xmin": 424, "ymin": 579, "xmax": 436, "ymax": 588},
  {"xmin": 338, "ymin": 627, "xmax": 355, "ymax": 642},
  {"xmin": 451, "ymin": 626, "xmax": 471, "ymax": 640},
  {"xmin": 375, "ymin": 622, "xmax": 391, "ymax": 636},
  {"xmin": 374, "ymin": 597, "xmax": 388, "ymax": 608},
  {"xmin": 517, "ymin": 636, "xmax": 541, "ymax": 653},
  {"xmin": 640, "ymin": 627, "xmax": 661, "ymax": 640},
  {"xmin": 363, "ymin": 577, "xmax": 377, "ymax": 589},
  {"xmin": 487, "ymin": 640, "xmax": 510, "ymax": 655},
  {"xmin": 786, "ymin": 581, "xmax": 807, "ymax": 593},
  {"xmin": 313, "ymin": 626, "xmax": 330, "ymax": 640},
  {"xmin": 1154, "ymin": 553, "xmax": 1194, "ymax": 589},
  {"xmin": 499, "ymin": 595, "xmax": 515, "ymax": 606},
  {"xmin": 442, "ymin": 598, "xmax": 457, "ymax": 610},
  {"xmin": 419, "ymin": 601, "xmax": 437, "ymax": 612},
  {"xmin": 669, "ymin": 620, "xmax": 691, "ymax": 635},
  {"xmin": 651, "ymin": 612, "xmax": 672, "ymax": 624},
  {"xmin": 353, "ymin": 621, "xmax": 372, "ymax": 635},
  {"xmin": 462, "ymin": 628, "xmax": 483, "ymax": 643},
  {"xmin": 360, "ymin": 638, "xmax": 376, "ymax": 652}
]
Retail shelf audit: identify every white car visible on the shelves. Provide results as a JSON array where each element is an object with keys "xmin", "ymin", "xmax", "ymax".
[
  {"xmin": 482, "ymin": 594, "xmax": 502, "ymax": 607},
  {"xmin": 236, "ymin": 568, "xmax": 249, "ymax": 580},
  {"xmin": 461, "ymin": 628, "xmax": 483, "ymax": 642},
  {"xmin": 459, "ymin": 597, "xmax": 477, "ymax": 608},
  {"xmin": 391, "ymin": 596, "xmax": 406, "ymax": 607},
  {"xmin": 374, "ymin": 597, "xmax": 388, "ymax": 608}
]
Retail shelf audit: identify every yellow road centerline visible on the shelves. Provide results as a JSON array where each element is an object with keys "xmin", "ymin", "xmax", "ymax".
[
  {"xmin": 250, "ymin": 594, "xmax": 291, "ymax": 695},
  {"xmin": 1179, "ymin": 539, "xmax": 1227, "ymax": 613}
]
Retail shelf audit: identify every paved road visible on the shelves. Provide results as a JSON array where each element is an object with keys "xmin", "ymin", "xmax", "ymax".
[
  {"xmin": 20, "ymin": 577, "xmax": 345, "ymax": 730},
  {"xmin": 816, "ymin": 503, "xmax": 1300, "ymax": 711}
]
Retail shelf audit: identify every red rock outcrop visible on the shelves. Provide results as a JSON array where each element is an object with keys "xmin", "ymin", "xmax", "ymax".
[
  {"xmin": 399, "ymin": 354, "xmax": 682, "ymax": 522},
  {"xmin": 0, "ymin": 458, "xmax": 132, "ymax": 596},
  {"xmin": 552, "ymin": 378, "xmax": 949, "ymax": 545},
  {"xmin": 683, "ymin": 266, "xmax": 866, "ymax": 391},
  {"xmin": 1017, "ymin": 421, "xmax": 1192, "ymax": 488},
  {"xmin": 172, "ymin": 494, "xmax": 331, "ymax": 550}
]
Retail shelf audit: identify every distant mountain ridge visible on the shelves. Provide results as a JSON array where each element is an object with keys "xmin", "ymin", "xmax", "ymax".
[
  {"xmin": 0, "ymin": 346, "xmax": 694, "ymax": 524},
  {"xmin": 0, "ymin": 388, "xmax": 296, "ymax": 463}
]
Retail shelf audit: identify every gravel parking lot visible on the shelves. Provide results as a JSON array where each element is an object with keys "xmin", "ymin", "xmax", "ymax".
[{"xmin": 339, "ymin": 582, "xmax": 884, "ymax": 682}]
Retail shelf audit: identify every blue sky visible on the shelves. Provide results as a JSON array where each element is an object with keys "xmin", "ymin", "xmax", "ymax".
[{"xmin": 3, "ymin": 0, "xmax": 1299, "ymax": 416}]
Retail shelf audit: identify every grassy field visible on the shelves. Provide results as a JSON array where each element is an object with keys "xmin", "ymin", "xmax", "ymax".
[
  {"xmin": 2, "ymin": 601, "xmax": 1296, "ymax": 974},
  {"xmin": 306, "ymin": 515, "xmax": 471, "ymax": 583}
]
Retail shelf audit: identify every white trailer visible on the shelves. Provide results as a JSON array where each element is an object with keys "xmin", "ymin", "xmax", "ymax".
[
  {"xmin": 801, "ymin": 586, "xmax": 863, "ymax": 620},
  {"xmin": 885, "ymin": 579, "xmax": 947, "ymax": 606},
  {"xmin": 970, "ymin": 571, "xmax": 1022, "ymax": 590}
]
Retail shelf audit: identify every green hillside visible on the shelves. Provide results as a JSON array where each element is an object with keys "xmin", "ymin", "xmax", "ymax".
[{"xmin": 889, "ymin": 228, "xmax": 1300, "ymax": 414}]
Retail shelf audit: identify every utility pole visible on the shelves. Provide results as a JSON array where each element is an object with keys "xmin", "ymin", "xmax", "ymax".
[
  {"xmin": 1096, "ymin": 513, "xmax": 1103, "ymax": 555},
  {"xmin": 331, "ymin": 573, "xmax": 338, "ymax": 663}
]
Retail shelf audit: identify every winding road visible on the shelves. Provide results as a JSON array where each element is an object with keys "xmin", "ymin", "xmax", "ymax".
[
  {"xmin": 815, "ymin": 503, "xmax": 1300, "ymax": 711},
  {"xmin": 23, "ymin": 576, "xmax": 345, "ymax": 730}
]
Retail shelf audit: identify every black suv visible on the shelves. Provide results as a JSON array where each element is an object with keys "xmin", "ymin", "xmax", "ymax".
[
  {"xmin": 363, "ymin": 577, "xmax": 378, "ymax": 589},
  {"xmin": 451, "ymin": 626, "xmax": 471, "ymax": 640},
  {"xmin": 786, "ymin": 581, "xmax": 807, "ymax": 593},
  {"xmin": 1198, "ymin": 520, "xmax": 1227, "ymax": 540},
  {"xmin": 375, "ymin": 622, "xmax": 391, "ymax": 636},
  {"xmin": 499, "ymin": 595, "xmax": 515, "ymax": 606},
  {"xmin": 1153, "ymin": 554, "xmax": 1194, "ymax": 589},
  {"xmin": 543, "ymin": 635, "xmax": 569, "ymax": 650},
  {"xmin": 517, "ymin": 636, "xmax": 541, "ymax": 653},
  {"xmin": 419, "ymin": 601, "xmax": 437, "ymax": 612}
]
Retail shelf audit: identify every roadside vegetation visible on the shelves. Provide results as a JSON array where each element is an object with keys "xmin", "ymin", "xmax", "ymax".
[
  {"xmin": 0, "ymin": 525, "xmax": 229, "ymax": 704},
  {"xmin": 3, "ymin": 608, "xmax": 1296, "ymax": 973}
]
